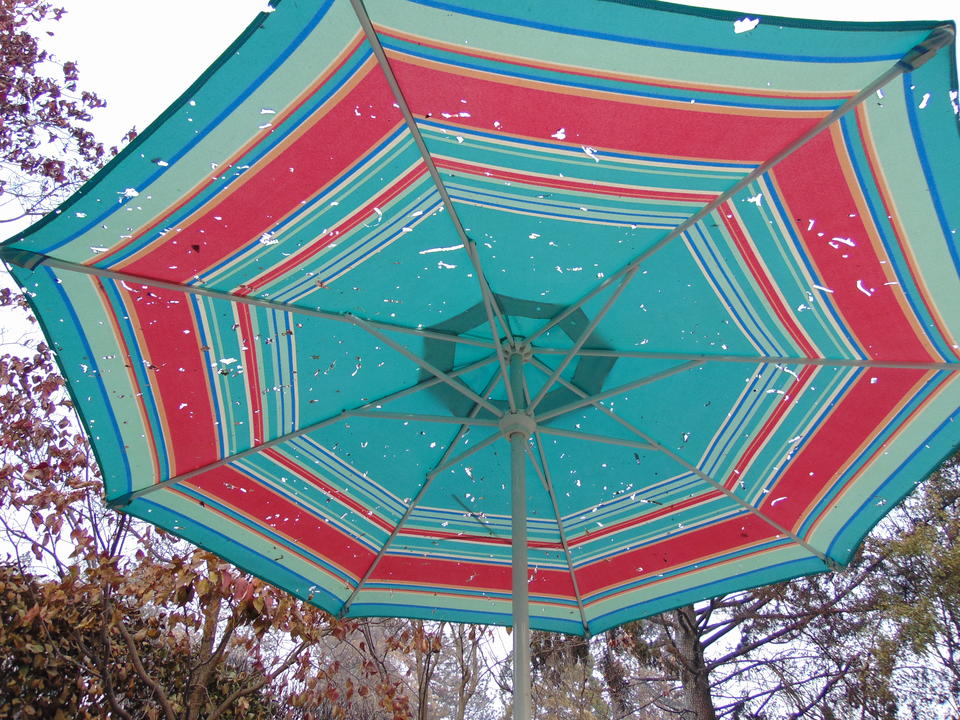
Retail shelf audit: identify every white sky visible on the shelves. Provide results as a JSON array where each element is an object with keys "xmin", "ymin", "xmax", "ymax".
[{"xmin": 41, "ymin": 0, "xmax": 959, "ymax": 148}]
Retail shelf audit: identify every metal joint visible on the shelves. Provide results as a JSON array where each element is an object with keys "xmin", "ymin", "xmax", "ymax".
[
  {"xmin": 499, "ymin": 411, "xmax": 536, "ymax": 439},
  {"xmin": 0, "ymin": 247, "xmax": 48, "ymax": 270},
  {"xmin": 898, "ymin": 24, "xmax": 955, "ymax": 70}
]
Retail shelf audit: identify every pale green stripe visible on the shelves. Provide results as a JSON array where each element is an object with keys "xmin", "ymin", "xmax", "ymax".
[
  {"xmin": 366, "ymin": 0, "xmax": 896, "ymax": 93},
  {"xmin": 862, "ymin": 79, "xmax": 960, "ymax": 350},
  {"xmin": 59, "ymin": 272, "xmax": 156, "ymax": 489}
]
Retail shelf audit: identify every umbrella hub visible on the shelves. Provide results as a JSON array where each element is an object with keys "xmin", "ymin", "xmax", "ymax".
[
  {"xmin": 505, "ymin": 341, "xmax": 533, "ymax": 362},
  {"xmin": 499, "ymin": 411, "xmax": 535, "ymax": 439}
]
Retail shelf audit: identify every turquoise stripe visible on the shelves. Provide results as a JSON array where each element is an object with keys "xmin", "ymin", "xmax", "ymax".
[{"xmin": 408, "ymin": 0, "xmax": 925, "ymax": 63}]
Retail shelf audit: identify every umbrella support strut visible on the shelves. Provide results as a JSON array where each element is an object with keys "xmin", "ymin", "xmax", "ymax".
[{"xmin": 504, "ymin": 350, "xmax": 533, "ymax": 720}]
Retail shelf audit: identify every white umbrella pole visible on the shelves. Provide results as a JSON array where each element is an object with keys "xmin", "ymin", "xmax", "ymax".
[
  {"xmin": 506, "ymin": 349, "xmax": 532, "ymax": 720},
  {"xmin": 511, "ymin": 431, "xmax": 531, "ymax": 720}
]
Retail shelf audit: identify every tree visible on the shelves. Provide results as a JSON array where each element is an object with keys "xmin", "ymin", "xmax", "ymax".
[
  {"xmin": 0, "ymin": 0, "xmax": 133, "ymax": 223},
  {"xmin": 527, "ymin": 633, "xmax": 611, "ymax": 720},
  {"xmin": 0, "ymin": 562, "xmax": 294, "ymax": 719},
  {"xmin": 858, "ymin": 458, "xmax": 960, "ymax": 717}
]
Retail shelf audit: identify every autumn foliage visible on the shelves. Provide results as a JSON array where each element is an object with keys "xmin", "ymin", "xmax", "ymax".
[{"xmin": 0, "ymin": 0, "xmax": 134, "ymax": 222}]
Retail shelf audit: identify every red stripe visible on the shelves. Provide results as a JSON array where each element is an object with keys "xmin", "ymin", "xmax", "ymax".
[
  {"xmin": 575, "ymin": 514, "xmax": 777, "ymax": 595},
  {"xmin": 94, "ymin": 35, "xmax": 368, "ymax": 269},
  {"xmin": 372, "ymin": 554, "xmax": 577, "ymax": 597},
  {"xmin": 772, "ymin": 131, "xmax": 931, "ymax": 361},
  {"xmin": 235, "ymin": 305, "xmax": 264, "ymax": 445},
  {"xmin": 190, "ymin": 465, "xmax": 374, "ymax": 577},
  {"xmin": 758, "ymin": 367, "xmax": 927, "ymax": 526},
  {"xmin": 120, "ymin": 67, "xmax": 405, "ymax": 284},
  {"xmin": 392, "ymin": 58, "xmax": 824, "ymax": 162},
  {"xmin": 237, "ymin": 163, "xmax": 429, "ymax": 294},
  {"xmin": 126, "ymin": 287, "xmax": 218, "ymax": 475}
]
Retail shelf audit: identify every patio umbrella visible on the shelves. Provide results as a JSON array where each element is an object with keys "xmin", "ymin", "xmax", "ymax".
[{"xmin": 2, "ymin": 1, "xmax": 959, "ymax": 717}]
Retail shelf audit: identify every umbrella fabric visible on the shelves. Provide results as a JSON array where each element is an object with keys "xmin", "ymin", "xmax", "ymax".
[{"xmin": 2, "ymin": 0, "xmax": 959, "ymax": 637}]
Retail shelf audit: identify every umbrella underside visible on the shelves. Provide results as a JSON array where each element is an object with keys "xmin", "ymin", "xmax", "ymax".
[{"xmin": 3, "ymin": 0, "xmax": 959, "ymax": 635}]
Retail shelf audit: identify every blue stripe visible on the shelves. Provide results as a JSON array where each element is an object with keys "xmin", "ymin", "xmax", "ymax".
[
  {"xmin": 99, "ymin": 279, "xmax": 170, "ymax": 482},
  {"xmin": 449, "ymin": 182, "xmax": 691, "ymax": 223},
  {"xmin": 277, "ymin": 195, "xmax": 443, "ymax": 302},
  {"xmin": 291, "ymin": 437, "xmax": 409, "ymax": 516},
  {"xmin": 563, "ymin": 474, "xmax": 701, "ymax": 533},
  {"xmin": 285, "ymin": 199, "xmax": 441, "ymax": 298},
  {"xmin": 449, "ymin": 191, "xmax": 679, "ymax": 228},
  {"xmin": 687, "ymin": 222, "xmax": 782, "ymax": 355},
  {"xmin": 699, "ymin": 365, "xmax": 782, "ymax": 479},
  {"xmin": 421, "ymin": 120, "xmax": 755, "ymax": 171}
]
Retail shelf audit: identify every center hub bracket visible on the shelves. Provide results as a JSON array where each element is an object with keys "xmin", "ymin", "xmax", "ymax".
[{"xmin": 499, "ymin": 411, "xmax": 536, "ymax": 439}]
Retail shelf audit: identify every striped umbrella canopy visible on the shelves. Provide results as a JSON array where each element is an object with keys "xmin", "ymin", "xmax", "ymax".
[{"xmin": 3, "ymin": 2, "xmax": 959, "ymax": 714}]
